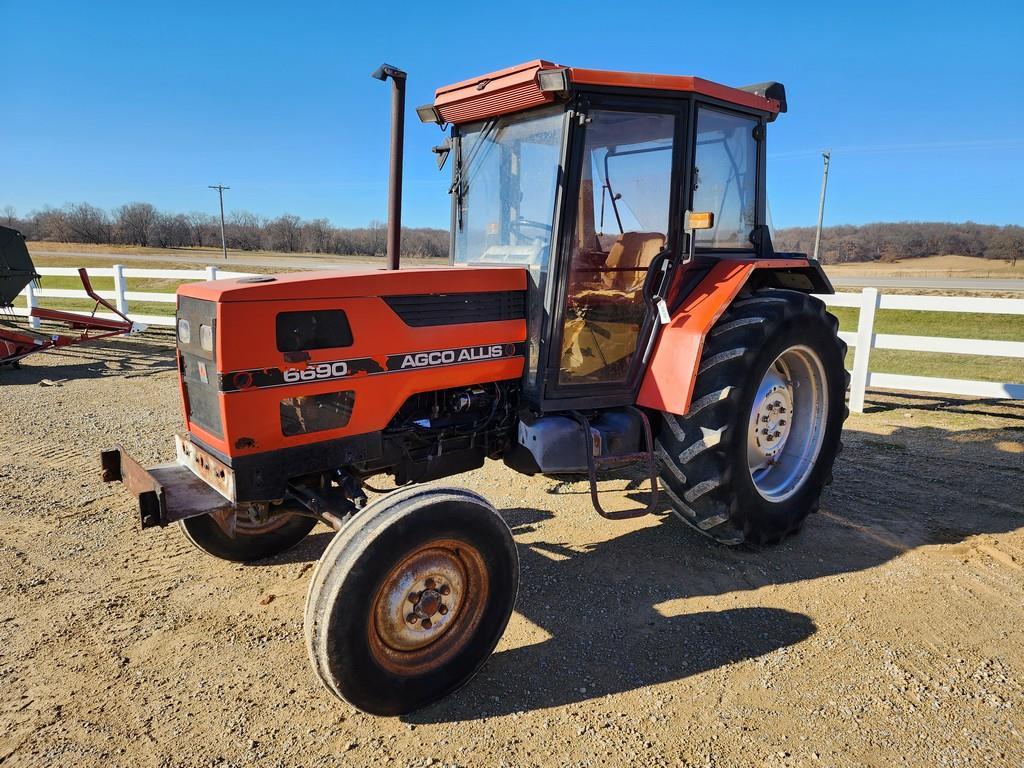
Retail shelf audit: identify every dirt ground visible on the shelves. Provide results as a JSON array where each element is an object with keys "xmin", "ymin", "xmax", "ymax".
[{"xmin": 1, "ymin": 332, "xmax": 1023, "ymax": 768}]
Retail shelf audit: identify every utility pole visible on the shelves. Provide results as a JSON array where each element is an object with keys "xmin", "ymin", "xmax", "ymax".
[
  {"xmin": 812, "ymin": 151, "xmax": 831, "ymax": 261},
  {"xmin": 208, "ymin": 184, "xmax": 230, "ymax": 260}
]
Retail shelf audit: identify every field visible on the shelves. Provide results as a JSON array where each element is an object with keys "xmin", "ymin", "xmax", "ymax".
[
  {"xmin": 1, "ymin": 336, "xmax": 1022, "ymax": 767},
  {"xmin": 825, "ymin": 254, "xmax": 1024, "ymax": 280}
]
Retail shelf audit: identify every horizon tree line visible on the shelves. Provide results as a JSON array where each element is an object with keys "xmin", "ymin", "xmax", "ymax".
[{"xmin": 1, "ymin": 202, "xmax": 1021, "ymax": 265}]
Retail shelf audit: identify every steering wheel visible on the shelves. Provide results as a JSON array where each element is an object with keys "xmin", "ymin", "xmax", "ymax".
[{"xmin": 515, "ymin": 217, "xmax": 552, "ymax": 234}]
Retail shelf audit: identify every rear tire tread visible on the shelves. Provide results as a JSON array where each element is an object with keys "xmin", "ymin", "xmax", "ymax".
[{"xmin": 655, "ymin": 288, "xmax": 848, "ymax": 546}]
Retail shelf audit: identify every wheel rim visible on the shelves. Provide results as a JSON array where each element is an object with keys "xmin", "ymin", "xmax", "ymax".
[
  {"xmin": 236, "ymin": 516, "xmax": 292, "ymax": 535},
  {"xmin": 369, "ymin": 538, "xmax": 489, "ymax": 675},
  {"xmin": 747, "ymin": 344, "xmax": 829, "ymax": 503}
]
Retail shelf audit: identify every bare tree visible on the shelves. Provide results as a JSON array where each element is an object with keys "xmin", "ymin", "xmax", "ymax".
[
  {"xmin": 150, "ymin": 213, "xmax": 191, "ymax": 248},
  {"xmin": 65, "ymin": 202, "xmax": 111, "ymax": 244},
  {"xmin": 186, "ymin": 212, "xmax": 216, "ymax": 248},
  {"xmin": 367, "ymin": 220, "xmax": 386, "ymax": 256},
  {"xmin": 2, "ymin": 205, "xmax": 15, "ymax": 227},
  {"xmin": 985, "ymin": 227, "xmax": 1024, "ymax": 267},
  {"xmin": 265, "ymin": 214, "xmax": 302, "ymax": 252},
  {"xmin": 302, "ymin": 218, "xmax": 332, "ymax": 253},
  {"xmin": 115, "ymin": 202, "xmax": 158, "ymax": 246},
  {"xmin": 34, "ymin": 207, "xmax": 73, "ymax": 242},
  {"xmin": 225, "ymin": 210, "xmax": 265, "ymax": 251}
]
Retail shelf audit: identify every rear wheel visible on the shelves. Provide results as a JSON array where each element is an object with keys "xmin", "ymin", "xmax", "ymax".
[
  {"xmin": 304, "ymin": 486, "xmax": 518, "ymax": 715},
  {"xmin": 655, "ymin": 288, "xmax": 848, "ymax": 546},
  {"xmin": 179, "ymin": 512, "xmax": 317, "ymax": 562}
]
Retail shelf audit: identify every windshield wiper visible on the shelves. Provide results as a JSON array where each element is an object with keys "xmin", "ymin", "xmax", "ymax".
[{"xmin": 450, "ymin": 118, "xmax": 499, "ymax": 230}]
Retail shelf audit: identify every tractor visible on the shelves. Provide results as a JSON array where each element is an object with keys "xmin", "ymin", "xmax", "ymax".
[{"xmin": 101, "ymin": 60, "xmax": 847, "ymax": 716}]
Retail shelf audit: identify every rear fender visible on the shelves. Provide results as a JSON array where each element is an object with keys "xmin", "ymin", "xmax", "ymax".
[{"xmin": 637, "ymin": 258, "xmax": 830, "ymax": 417}]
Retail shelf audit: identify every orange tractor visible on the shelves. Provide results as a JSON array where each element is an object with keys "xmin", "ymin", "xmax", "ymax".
[{"xmin": 102, "ymin": 60, "xmax": 846, "ymax": 715}]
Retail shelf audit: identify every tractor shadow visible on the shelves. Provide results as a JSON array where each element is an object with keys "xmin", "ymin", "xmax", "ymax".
[
  {"xmin": 412, "ymin": 513, "xmax": 817, "ymax": 722},
  {"xmin": 410, "ymin": 413, "xmax": 1024, "ymax": 722},
  {"xmin": 860, "ymin": 390, "xmax": 1024, "ymax": 422},
  {"xmin": 0, "ymin": 326, "xmax": 177, "ymax": 385}
]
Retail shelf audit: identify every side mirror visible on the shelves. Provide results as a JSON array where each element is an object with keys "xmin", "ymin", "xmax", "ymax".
[
  {"xmin": 682, "ymin": 210, "xmax": 714, "ymax": 264},
  {"xmin": 432, "ymin": 139, "xmax": 451, "ymax": 170},
  {"xmin": 683, "ymin": 210, "xmax": 715, "ymax": 232}
]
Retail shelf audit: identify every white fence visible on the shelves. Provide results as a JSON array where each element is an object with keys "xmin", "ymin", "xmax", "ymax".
[
  {"xmin": 817, "ymin": 288, "xmax": 1024, "ymax": 412},
  {"xmin": 12, "ymin": 267, "xmax": 1024, "ymax": 411},
  {"xmin": 13, "ymin": 264, "xmax": 255, "ymax": 330}
]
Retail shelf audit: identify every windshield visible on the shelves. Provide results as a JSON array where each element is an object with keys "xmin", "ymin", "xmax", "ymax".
[{"xmin": 452, "ymin": 106, "xmax": 566, "ymax": 268}]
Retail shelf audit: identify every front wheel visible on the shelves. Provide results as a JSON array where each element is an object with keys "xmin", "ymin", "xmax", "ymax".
[
  {"xmin": 179, "ymin": 512, "xmax": 317, "ymax": 562},
  {"xmin": 304, "ymin": 486, "xmax": 519, "ymax": 715},
  {"xmin": 655, "ymin": 288, "xmax": 848, "ymax": 546}
]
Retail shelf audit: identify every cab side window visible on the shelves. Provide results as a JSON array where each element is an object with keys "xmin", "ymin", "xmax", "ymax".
[{"xmin": 693, "ymin": 108, "xmax": 758, "ymax": 249}]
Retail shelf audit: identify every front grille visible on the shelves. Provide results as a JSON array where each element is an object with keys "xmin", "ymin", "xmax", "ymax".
[
  {"xmin": 384, "ymin": 291, "xmax": 526, "ymax": 327},
  {"xmin": 177, "ymin": 297, "xmax": 222, "ymax": 436},
  {"xmin": 181, "ymin": 353, "xmax": 223, "ymax": 437}
]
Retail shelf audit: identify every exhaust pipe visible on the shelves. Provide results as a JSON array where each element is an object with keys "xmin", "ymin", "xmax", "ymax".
[{"xmin": 371, "ymin": 64, "xmax": 407, "ymax": 270}]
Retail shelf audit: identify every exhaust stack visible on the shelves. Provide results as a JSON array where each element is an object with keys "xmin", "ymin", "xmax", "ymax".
[{"xmin": 371, "ymin": 63, "xmax": 407, "ymax": 270}]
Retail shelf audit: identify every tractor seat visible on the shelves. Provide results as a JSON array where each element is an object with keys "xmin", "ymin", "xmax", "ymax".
[
  {"xmin": 601, "ymin": 232, "xmax": 665, "ymax": 293},
  {"xmin": 569, "ymin": 231, "xmax": 666, "ymax": 306},
  {"xmin": 560, "ymin": 231, "xmax": 667, "ymax": 382}
]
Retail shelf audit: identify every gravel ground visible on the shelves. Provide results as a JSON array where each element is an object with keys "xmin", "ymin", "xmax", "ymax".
[{"xmin": 1, "ymin": 331, "xmax": 1023, "ymax": 768}]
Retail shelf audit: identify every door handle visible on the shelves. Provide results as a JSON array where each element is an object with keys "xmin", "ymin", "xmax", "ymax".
[{"xmin": 642, "ymin": 248, "xmax": 673, "ymax": 314}]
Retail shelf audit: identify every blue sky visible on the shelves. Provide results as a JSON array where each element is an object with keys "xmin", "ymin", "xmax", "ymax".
[{"xmin": 3, "ymin": 1, "xmax": 1022, "ymax": 229}]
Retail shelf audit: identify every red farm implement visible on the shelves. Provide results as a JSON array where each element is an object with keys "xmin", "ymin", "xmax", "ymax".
[{"xmin": 1, "ymin": 226, "xmax": 143, "ymax": 367}]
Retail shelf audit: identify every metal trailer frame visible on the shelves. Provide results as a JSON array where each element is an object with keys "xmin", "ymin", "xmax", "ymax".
[{"xmin": 1, "ymin": 267, "xmax": 143, "ymax": 367}]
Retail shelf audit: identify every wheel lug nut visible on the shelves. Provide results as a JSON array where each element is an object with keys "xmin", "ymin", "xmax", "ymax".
[
  {"xmin": 438, "ymin": 604, "xmax": 448, "ymax": 615},
  {"xmin": 439, "ymin": 584, "xmax": 450, "ymax": 596},
  {"xmin": 407, "ymin": 592, "xmax": 419, "ymax": 603},
  {"xmin": 406, "ymin": 613, "xmax": 418, "ymax": 624},
  {"xmin": 779, "ymin": 419, "xmax": 787, "ymax": 426},
  {"xmin": 424, "ymin": 578, "xmax": 435, "ymax": 590},
  {"xmin": 421, "ymin": 618, "xmax": 432, "ymax": 629}
]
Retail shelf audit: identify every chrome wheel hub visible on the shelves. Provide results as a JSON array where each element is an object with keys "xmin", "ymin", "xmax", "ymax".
[
  {"xmin": 746, "ymin": 345, "xmax": 829, "ymax": 503},
  {"xmin": 750, "ymin": 376, "xmax": 794, "ymax": 462}
]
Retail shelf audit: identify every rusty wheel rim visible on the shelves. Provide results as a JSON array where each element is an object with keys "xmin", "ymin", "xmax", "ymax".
[
  {"xmin": 235, "ymin": 516, "xmax": 292, "ymax": 536},
  {"xmin": 369, "ymin": 538, "xmax": 488, "ymax": 675},
  {"xmin": 209, "ymin": 507, "xmax": 298, "ymax": 538}
]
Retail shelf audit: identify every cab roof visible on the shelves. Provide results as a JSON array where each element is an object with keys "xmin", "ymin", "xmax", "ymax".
[{"xmin": 431, "ymin": 60, "xmax": 785, "ymax": 126}]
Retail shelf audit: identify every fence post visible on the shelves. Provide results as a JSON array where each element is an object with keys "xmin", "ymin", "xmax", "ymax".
[
  {"xmin": 205, "ymin": 265, "xmax": 219, "ymax": 281},
  {"xmin": 848, "ymin": 287, "xmax": 880, "ymax": 413},
  {"xmin": 112, "ymin": 264, "xmax": 129, "ymax": 316},
  {"xmin": 26, "ymin": 279, "xmax": 40, "ymax": 329}
]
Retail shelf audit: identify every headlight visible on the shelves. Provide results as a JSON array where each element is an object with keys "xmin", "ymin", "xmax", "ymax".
[
  {"xmin": 177, "ymin": 318, "xmax": 191, "ymax": 344},
  {"xmin": 199, "ymin": 324, "xmax": 214, "ymax": 352}
]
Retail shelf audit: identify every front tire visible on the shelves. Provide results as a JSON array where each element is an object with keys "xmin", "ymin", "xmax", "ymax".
[
  {"xmin": 179, "ymin": 512, "xmax": 317, "ymax": 562},
  {"xmin": 304, "ymin": 486, "xmax": 519, "ymax": 715},
  {"xmin": 655, "ymin": 288, "xmax": 848, "ymax": 546}
]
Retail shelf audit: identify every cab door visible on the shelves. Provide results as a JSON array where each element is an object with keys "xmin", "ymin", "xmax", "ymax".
[{"xmin": 542, "ymin": 96, "xmax": 685, "ymax": 407}]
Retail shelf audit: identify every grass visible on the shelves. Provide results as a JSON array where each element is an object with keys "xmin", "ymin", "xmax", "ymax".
[
  {"xmin": 11, "ymin": 271, "xmax": 197, "ymax": 318},
  {"xmin": 830, "ymin": 307, "xmax": 1023, "ymax": 384}
]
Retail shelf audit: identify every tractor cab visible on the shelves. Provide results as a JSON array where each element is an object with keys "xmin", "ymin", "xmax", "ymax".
[{"xmin": 420, "ymin": 61, "xmax": 789, "ymax": 411}]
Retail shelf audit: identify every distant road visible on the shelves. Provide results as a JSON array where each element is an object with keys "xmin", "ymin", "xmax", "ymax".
[{"xmin": 828, "ymin": 275, "xmax": 1024, "ymax": 292}]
